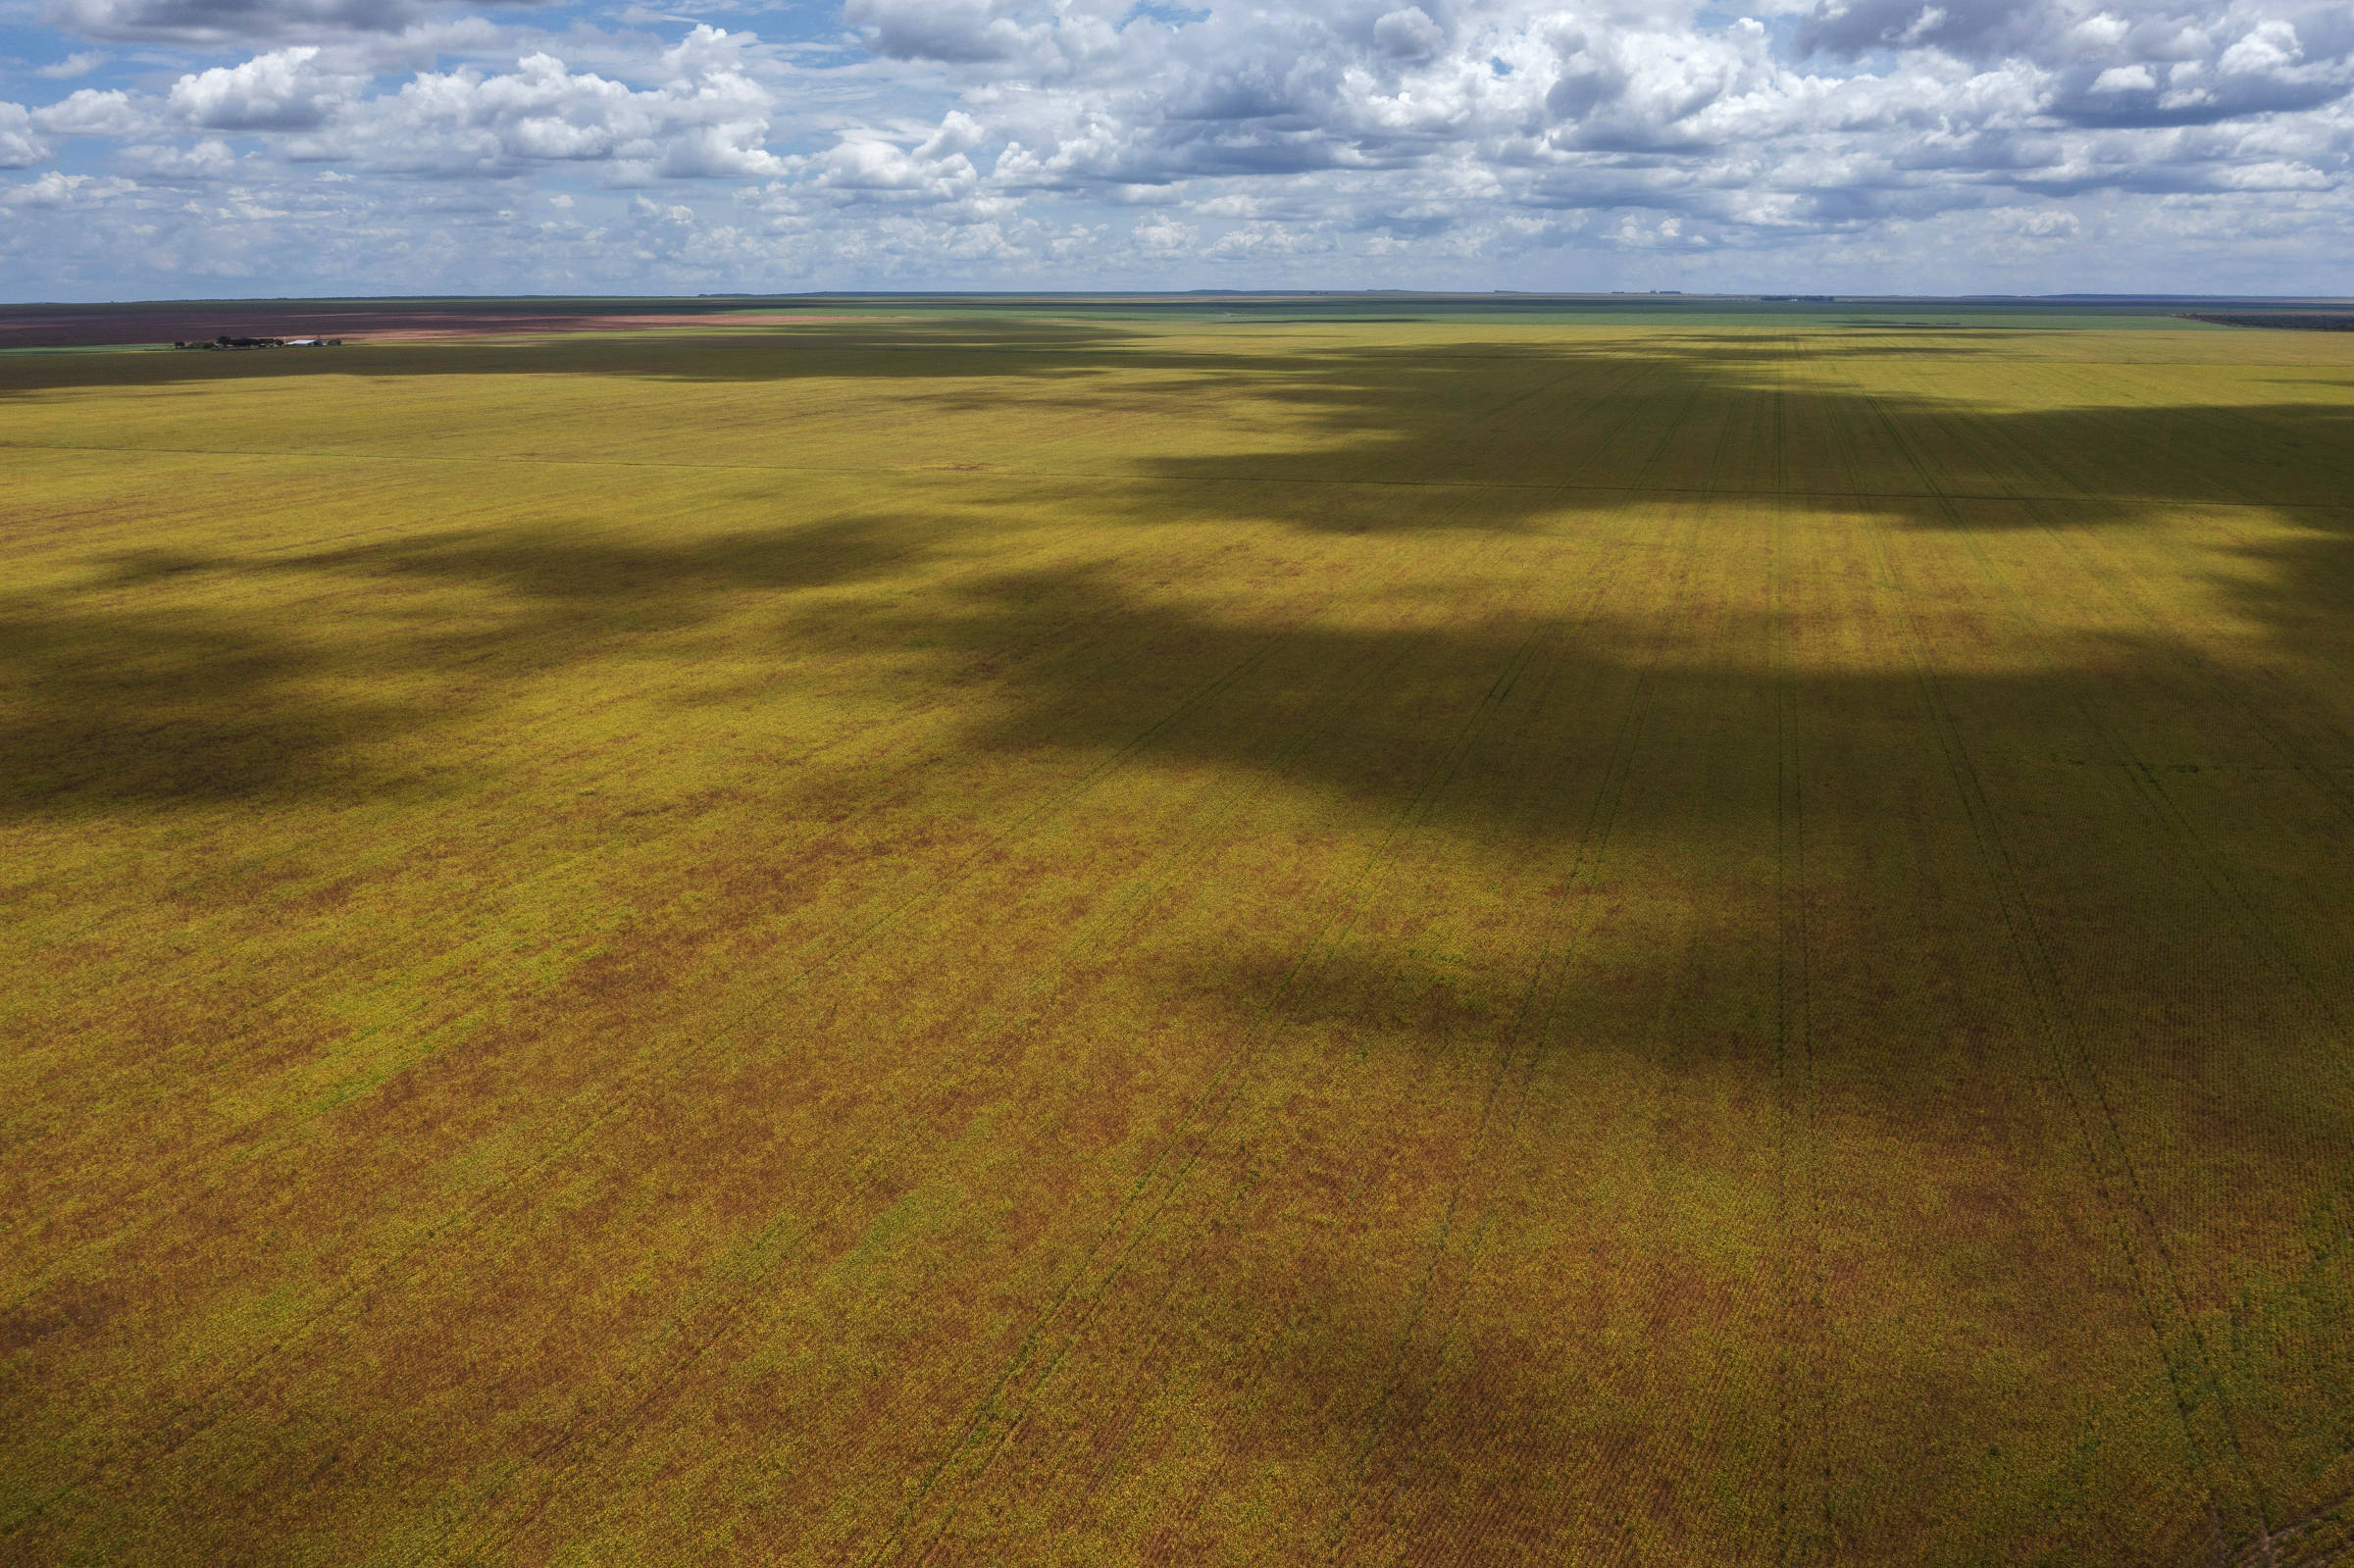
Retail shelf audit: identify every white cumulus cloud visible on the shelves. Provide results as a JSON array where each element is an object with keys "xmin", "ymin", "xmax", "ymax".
[
  {"xmin": 3, "ymin": 0, "xmax": 2352, "ymax": 296},
  {"xmin": 170, "ymin": 47, "xmax": 361, "ymax": 128}
]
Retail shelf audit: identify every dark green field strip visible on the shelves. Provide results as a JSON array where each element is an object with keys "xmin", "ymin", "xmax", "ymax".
[{"xmin": 17, "ymin": 435, "xmax": 2354, "ymax": 522}]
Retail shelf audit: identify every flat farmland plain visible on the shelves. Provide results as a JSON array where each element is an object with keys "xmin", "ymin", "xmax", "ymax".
[{"xmin": 4, "ymin": 308, "xmax": 2353, "ymax": 1565}]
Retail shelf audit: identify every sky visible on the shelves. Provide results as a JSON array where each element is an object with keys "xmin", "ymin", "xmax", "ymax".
[{"xmin": 2, "ymin": 0, "xmax": 2351, "ymax": 298}]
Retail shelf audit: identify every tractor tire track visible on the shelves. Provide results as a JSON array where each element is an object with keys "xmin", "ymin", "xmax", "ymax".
[
  {"xmin": 1310, "ymin": 362, "xmax": 1743, "ymax": 1566},
  {"xmin": 1889, "ymin": 378, "xmax": 2354, "ymax": 1544},
  {"xmin": 1853, "ymin": 384, "xmax": 2263, "ymax": 1554},
  {"xmin": 1767, "ymin": 344, "xmax": 1833, "ymax": 1568}
]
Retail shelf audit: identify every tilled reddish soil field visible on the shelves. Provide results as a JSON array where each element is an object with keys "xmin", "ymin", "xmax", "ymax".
[{"xmin": 0, "ymin": 300, "xmax": 864, "ymax": 349}]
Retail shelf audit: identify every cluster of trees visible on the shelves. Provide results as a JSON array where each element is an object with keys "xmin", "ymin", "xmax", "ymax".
[{"xmin": 171, "ymin": 335, "xmax": 343, "ymax": 350}]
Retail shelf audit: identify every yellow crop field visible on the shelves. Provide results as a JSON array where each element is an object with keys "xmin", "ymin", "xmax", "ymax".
[{"xmin": 4, "ymin": 306, "xmax": 2353, "ymax": 1564}]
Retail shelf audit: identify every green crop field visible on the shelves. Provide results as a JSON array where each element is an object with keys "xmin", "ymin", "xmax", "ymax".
[{"xmin": 4, "ymin": 304, "xmax": 2353, "ymax": 1565}]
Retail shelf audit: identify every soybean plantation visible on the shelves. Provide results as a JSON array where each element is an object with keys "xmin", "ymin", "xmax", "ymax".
[{"xmin": 4, "ymin": 304, "xmax": 2353, "ymax": 1564}]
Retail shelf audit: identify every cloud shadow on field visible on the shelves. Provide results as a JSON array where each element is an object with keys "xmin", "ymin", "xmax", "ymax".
[
  {"xmin": 0, "ymin": 606, "xmax": 425, "ymax": 816},
  {"xmin": 283, "ymin": 515, "xmax": 928, "ymax": 604},
  {"xmin": 6, "ymin": 322, "xmax": 2354, "ymax": 822},
  {"xmin": 1079, "ymin": 342, "xmax": 2354, "ymax": 531},
  {"xmin": 12, "ymin": 315, "xmax": 2349, "ymax": 528},
  {"xmin": 0, "ymin": 514, "xmax": 931, "ymax": 819}
]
